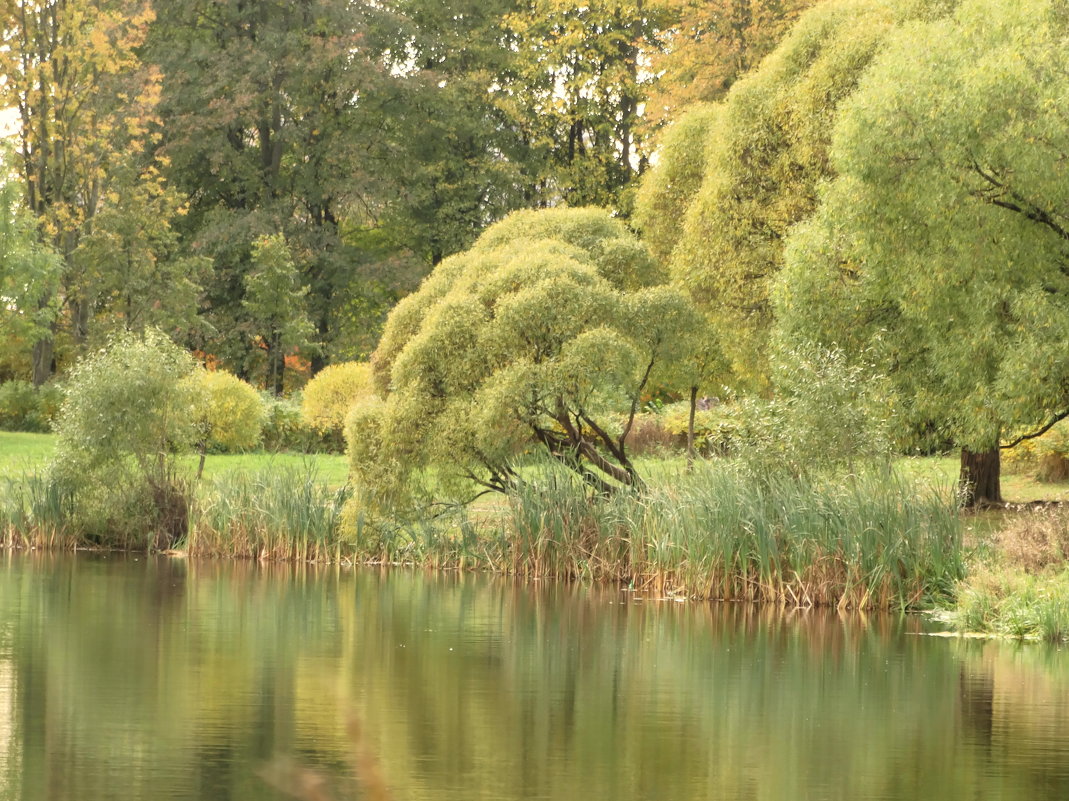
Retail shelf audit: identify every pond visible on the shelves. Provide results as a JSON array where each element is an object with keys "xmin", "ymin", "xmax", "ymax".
[{"xmin": 0, "ymin": 553, "xmax": 1067, "ymax": 801}]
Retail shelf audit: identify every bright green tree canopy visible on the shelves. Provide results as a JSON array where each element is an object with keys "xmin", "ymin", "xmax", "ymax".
[
  {"xmin": 775, "ymin": 0, "xmax": 1069, "ymax": 453},
  {"xmin": 355, "ymin": 207, "xmax": 700, "ymax": 504},
  {"xmin": 644, "ymin": 0, "xmax": 958, "ymax": 390}
]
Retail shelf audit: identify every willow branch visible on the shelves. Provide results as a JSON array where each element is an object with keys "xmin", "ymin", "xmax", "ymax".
[{"xmin": 1001, "ymin": 409, "xmax": 1069, "ymax": 450}]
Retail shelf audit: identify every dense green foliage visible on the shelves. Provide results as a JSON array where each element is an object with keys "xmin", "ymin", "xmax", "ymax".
[
  {"xmin": 631, "ymin": 103, "xmax": 721, "ymax": 265},
  {"xmin": 646, "ymin": 0, "xmax": 816, "ymax": 122},
  {"xmin": 2, "ymin": 0, "xmax": 712, "ymax": 389},
  {"xmin": 185, "ymin": 369, "xmax": 265, "ymax": 455},
  {"xmin": 50, "ymin": 329, "xmax": 196, "ymax": 546},
  {"xmin": 0, "ymin": 381, "xmax": 63, "ymax": 433},
  {"xmin": 638, "ymin": 0, "xmax": 958, "ymax": 389},
  {"xmin": 0, "ymin": 169, "xmax": 61, "ymax": 380},
  {"xmin": 354, "ymin": 207, "xmax": 700, "ymax": 506},
  {"xmin": 300, "ymin": 361, "xmax": 375, "ymax": 436},
  {"xmin": 774, "ymin": 0, "xmax": 1069, "ymax": 500}
]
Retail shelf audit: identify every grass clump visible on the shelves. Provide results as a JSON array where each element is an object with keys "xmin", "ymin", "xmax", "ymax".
[
  {"xmin": 946, "ymin": 504, "xmax": 1069, "ymax": 641},
  {"xmin": 335, "ymin": 459, "xmax": 963, "ymax": 610},
  {"xmin": 0, "ymin": 471, "xmax": 77, "ymax": 549},
  {"xmin": 483, "ymin": 461, "xmax": 962, "ymax": 610},
  {"xmin": 186, "ymin": 466, "xmax": 350, "ymax": 561},
  {"xmin": 952, "ymin": 568, "xmax": 1069, "ymax": 642},
  {"xmin": 995, "ymin": 505, "xmax": 1069, "ymax": 573}
]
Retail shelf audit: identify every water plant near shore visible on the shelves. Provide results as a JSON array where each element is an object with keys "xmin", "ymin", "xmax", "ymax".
[
  {"xmin": 186, "ymin": 467, "xmax": 350, "ymax": 561},
  {"xmin": 2, "ymin": 454, "xmax": 963, "ymax": 610},
  {"xmin": 352, "ymin": 461, "xmax": 964, "ymax": 610}
]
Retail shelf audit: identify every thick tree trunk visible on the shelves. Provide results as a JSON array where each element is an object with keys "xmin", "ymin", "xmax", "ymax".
[{"xmin": 959, "ymin": 447, "xmax": 1002, "ymax": 507}]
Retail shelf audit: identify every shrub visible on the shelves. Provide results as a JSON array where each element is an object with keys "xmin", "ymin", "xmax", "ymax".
[
  {"xmin": 50, "ymin": 329, "xmax": 196, "ymax": 548},
  {"xmin": 360, "ymin": 206, "xmax": 702, "ymax": 506},
  {"xmin": 300, "ymin": 361, "xmax": 375, "ymax": 437},
  {"xmin": 261, "ymin": 391, "xmax": 337, "ymax": 452},
  {"xmin": 186, "ymin": 369, "xmax": 265, "ymax": 453},
  {"xmin": 621, "ymin": 413, "xmax": 677, "ymax": 456},
  {"xmin": 184, "ymin": 369, "xmax": 265, "ymax": 478},
  {"xmin": 733, "ymin": 345, "xmax": 893, "ymax": 477},
  {"xmin": 0, "ymin": 380, "xmax": 64, "ymax": 432},
  {"xmin": 660, "ymin": 401, "xmax": 738, "ymax": 456}
]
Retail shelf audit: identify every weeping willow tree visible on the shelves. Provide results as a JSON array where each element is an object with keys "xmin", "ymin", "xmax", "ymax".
[
  {"xmin": 348, "ymin": 207, "xmax": 702, "ymax": 508},
  {"xmin": 635, "ymin": 0, "xmax": 961, "ymax": 391},
  {"xmin": 775, "ymin": 0, "xmax": 1069, "ymax": 506}
]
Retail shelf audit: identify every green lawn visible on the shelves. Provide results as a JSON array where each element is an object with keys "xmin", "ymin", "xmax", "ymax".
[
  {"xmin": 0, "ymin": 432, "xmax": 55, "ymax": 476},
  {"xmin": 0, "ymin": 431, "xmax": 349, "ymax": 486},
  {"xmin": 894, "ymin": 455, "xmax": 1069, "ymax": 504},
  {"xmin": 4, "ymin": 430, "xmax": 1069, "ymax": 503}
]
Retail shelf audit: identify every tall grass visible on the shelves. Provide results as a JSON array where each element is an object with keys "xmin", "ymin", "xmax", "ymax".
[
  {"xmin": 187, "ymin": 467, "xmax": 350, "ymax": 561},
  {"xmin": 0, "ymin": 465, "xmax": 350, "ymax": 560},
  {"xmin": 477, "ymin": 461, "xmax": 963, "ymax": 610},
  {"xmin": 0, "ymin": 472, "xmax": 78, "ymax": 549},
  {"xmin": 345, "ymin": 460, "xmax": 964, "ymax": 610},
  {"xmin": 2, "ymin": 456, "xmax": 964, "ymax": 610}
]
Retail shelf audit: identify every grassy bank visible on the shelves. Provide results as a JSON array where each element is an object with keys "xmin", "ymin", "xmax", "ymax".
[
  {"xmin": 1, "ymin": 438, "xmax": 964, "ymax": 609},
  {"xmin": 942, "ymin": 505, "xmax": 1069, "ymax": 641},
  {"xmin": 10, "ymin": 430, "xmax": 1069, "ymax": 618}
]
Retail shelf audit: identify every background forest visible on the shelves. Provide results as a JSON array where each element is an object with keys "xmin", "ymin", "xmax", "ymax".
[{"xmin": 0, "ymin": 0, "xmax": 808, "ymax": 390}]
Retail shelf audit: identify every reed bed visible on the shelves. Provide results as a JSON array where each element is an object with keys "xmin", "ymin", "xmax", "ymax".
[
  {"xmin": 0, "ymin": 472, "xmax": 79, "ymax": 550},
  {"xmin": 2, "ymin": 457, "xmax": 964, "ymax": 609},
  {"xmin": 187, "ymin": 467, "xmax": 350, "ymax": 561},
  {"xmin": 350, "ymin": 461, "xmax": 963, "ymax": 610}
]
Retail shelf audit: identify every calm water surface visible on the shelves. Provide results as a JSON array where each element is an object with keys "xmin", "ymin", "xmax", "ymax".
[{"xmin": 1, "ymin": 553, "xmax": 1068, "ymax": 801}]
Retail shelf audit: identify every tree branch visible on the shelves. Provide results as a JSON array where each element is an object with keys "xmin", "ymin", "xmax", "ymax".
[
  {"xmin": 531, "ymin": 425, "xmax": 616, "ymax": 495},
  {"xmin": 1001, "ymin": 409, "xmax": 1069, "ymax": 449},
  {"xmin": 619, "ymin": 356, "xmax": 656, "ymax": 452}
]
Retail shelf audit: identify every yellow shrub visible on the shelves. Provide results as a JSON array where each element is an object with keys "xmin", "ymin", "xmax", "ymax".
[
  {"xmin": 301, "ymin": 361, "xmax": 375, "ymax": 435},
  {"xmin": 186, "ymin": 369, "xmax": 265, "ymax": 452}
]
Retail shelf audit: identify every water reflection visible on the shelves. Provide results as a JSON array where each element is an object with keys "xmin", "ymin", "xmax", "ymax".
[{"xmin": 0, "ymin": 553, "xmax": 1067, "ymax": 801}]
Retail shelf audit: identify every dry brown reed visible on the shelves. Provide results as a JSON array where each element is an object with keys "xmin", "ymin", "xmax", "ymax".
[{"xmin": 997, "ymin": 504, "xmax": 1069, "ymax": 573}]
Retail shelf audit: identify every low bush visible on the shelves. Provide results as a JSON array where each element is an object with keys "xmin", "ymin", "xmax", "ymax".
[
  {"xmin": 660, "ymin": 401, "xmax": 738, "ymax": 456},
  {"xmin": 0, "ymin": 381, "xmax": 64, "ymax": 432},
  {"xmin": 50, "ymin": 329, "xmax": 195, "ymax": 549},
  {"xmin": 621, "ymin": 413, "xmax": 677, "ymax": 456},
  {"xmin": 261, "ymin": 391, "xmax": 339, "ymax": 453},
  {"xmin": 952, "ymin": 567, "xmax": 1069, "ymax": 642},
  {"xmin": 186, "ymin": 369, "xmax": 265, "ymax": 454},
  {"xmin": 301, "ymin": 361, "xmax": 375, "ymax": 439}
]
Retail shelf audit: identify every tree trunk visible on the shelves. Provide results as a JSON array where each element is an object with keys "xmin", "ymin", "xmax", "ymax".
[
  {"xmin": 31, "ymin": 336, "xmax": 54, "ymax": 387},
  {"xmin": 269, "ymin": 332, "xmax": 284, "ymax": 396},
  {"xmin": 686, "ymin": 385, "xmax": 697, "ymax": 472},
  {"xmin": 196, "ymin": 442, "xmax": 208, "ymax": 481},
  {"xmin": 959, "ymin": 447, "xmax": 1002, "ymax": 507}
]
